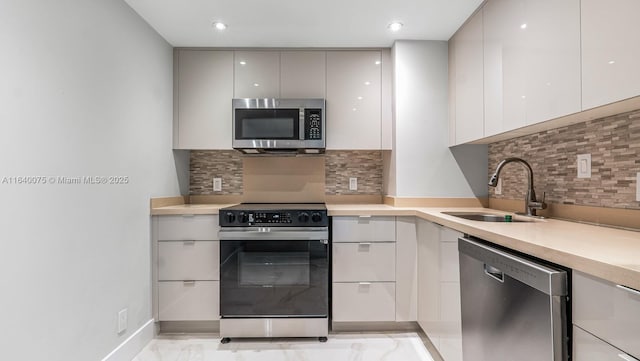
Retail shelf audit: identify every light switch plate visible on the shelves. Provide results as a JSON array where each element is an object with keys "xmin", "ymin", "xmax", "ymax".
[
  {"xmin": 577, "ymin": 154, "xmax": 591, "ymax": 178},
  {"xmin": 636, "ymin": 173, "xmax": 640, "ymax": 202},
  {"xmin": 349, "ymin": 177, "xmax": 358, "ymax": 191},
  {"xmin": 213, "ymin": 178, "xmax": 222, "ymax": 192},
  {"xmin": 117, "ymin": 308, "xmax": 127, "ymax": 334}
]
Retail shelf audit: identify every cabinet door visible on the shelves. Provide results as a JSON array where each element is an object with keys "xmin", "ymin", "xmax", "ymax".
[
  {"xmin": 581, "ymin": 0, "xmax": 640, "ymax": 110},
  {"xmin": 234, "ymin": 51, "xmax": 280, "ymax": 98},
  {"xmin": 453, "ymin": 10, "xmax": 484, "ymax": 144},
  {"xmin": 158, "ymin": 281, "xmax": 219, "ymax": 321},
  {"xmin": 332, "ymin": 242, "xmax": 396, "ymax": 282},
  {"xmin": 332, "ymin": 282, "xmax": 396, "ymax": 322},
  {"xmin": 280, "ymin": 51, "xmax": 326, "ymax": 98},
  {"xmin": 573, "ymin": 326, "xmax": 636, "ymax": 361},
  {"xmin": 158, "ymin": 241, "xmax": 219, "ymax": 281},
  {"xmin": 484, "ymin": 0, "xmax": 580, "ymax": 135},
  {"xmin": 175, "ymin": 50, "xmax": 233, "ymax": 149},
  {"xmin": 326, "ymin": 51, "xmax": 382, "ymax": 149}
]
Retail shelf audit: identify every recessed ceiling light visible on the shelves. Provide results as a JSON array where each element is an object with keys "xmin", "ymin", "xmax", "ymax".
[
  {"xmin": 520, "ymin": 23, "xmax": 527, "ymax": 29},
  {"xmin": 375, "ymin": 60, "xmax": 381, "ymax": 65},
  {"xmin": 608, "ymin": 60, "xmax": 616, "ymax": 64},
  {"xmin": 253, "ymin": 83, "xmax": 260, "ymax": 87},
  {"xmin": 352, "ymin": 108, "xmax": 357, "ymax": 112},
  {"xmin": 213, "ymin": 22, "xmax": 227, "ymax": 31},
  {"xmin": 357, "ymin": 96, "xmax": 363, "ymax": 100},
  {"xmin": 364, "ymin": 81, "xmax": 371, "ymax": 86},
  {"xmin": 239, "ymin": 61, "xmax": 247, "ymax": 66},
  {"xmin": 388, "ymin": 22, "xmax": 403, "ymax": 32}
]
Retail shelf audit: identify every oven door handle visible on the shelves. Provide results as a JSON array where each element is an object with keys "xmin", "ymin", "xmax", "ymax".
[{"xmin": 219, "ymin": 229, "xmax": 329, "ymax": 241}]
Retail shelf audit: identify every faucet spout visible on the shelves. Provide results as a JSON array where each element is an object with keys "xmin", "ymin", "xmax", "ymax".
[{"xmin": 488, "ymin": 157, "xmax": 546, "ymax": 216}]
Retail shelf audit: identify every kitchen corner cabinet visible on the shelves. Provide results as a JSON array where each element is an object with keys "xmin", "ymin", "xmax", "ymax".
[
  {"xmin": 451, "ymin": 9, "xmax": 484, "ymax": 145},
  {"xmin": 572, "ymin": 271, "xmax": 640, "ymax": 360},
  {"xmin": 326, "ymin": 51, "xmax": 382, "ymax": 149},
  {"xmin": 483, "ymin": 0, "xmax": 581, "ymax": 136},
  {"xmin": 417, "ymin": 219, "xmax": 463, "ymax": 361},
  {"xmin": 152, "ymin": 215, "xmax": 220, "ymax": 322},
  {"xmin": 174, "ymin": 50, "xmax": 233, "ymax": 150},
  {"xmin": 234, "ymin": 51, "xmax": 280, "ymax": 98},
  {"xmin": 581, "ymin": 0, "xmax": 640, "ymax": 110},
  {"xmin": 332, "ymin": 216, "xmax": 396, "ymax": 322}
]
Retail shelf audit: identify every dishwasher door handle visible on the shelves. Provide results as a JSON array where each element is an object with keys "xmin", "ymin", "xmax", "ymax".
[{"xmin": 484, "ymin": 264, "xmax": 505, "ymax": 283}]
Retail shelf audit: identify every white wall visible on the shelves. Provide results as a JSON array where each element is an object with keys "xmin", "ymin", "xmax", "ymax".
[
  {"xmin": 390, "ymin": 40, "xmax": 487, "ymax": 198},
  {"xmin": 0, "ymin": 1, "xmax": 181, "ymax": 360}
]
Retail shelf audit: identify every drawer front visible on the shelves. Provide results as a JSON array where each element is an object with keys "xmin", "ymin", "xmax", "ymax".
[
  {"xmin": 157, "ymin": 215, "xmax": 219, "ymax": 240},
  {"xmin": 573, "ymin": 271, "xmax": 640, "ymax": 358},
  {"xmin": 332, "ymin": 282, "xmax": 396, "ymax": 322},
  {"xmin": 158, "ymin": 241, "xmax": 219, "ymax": 281},
  {"xmin": 332, "ymin": 216, "xmax": 396, "ymax": 243},
  {"xmin": 158, "ymin": 281, "xmax": 219, "ymax": 321},
  {"xmin": 332, "ymin": 242, "xmax": 395, "ymax": 282},
  {"xmin": 573, "ymin": 325, "xmax": 638, "ymax": 361}
]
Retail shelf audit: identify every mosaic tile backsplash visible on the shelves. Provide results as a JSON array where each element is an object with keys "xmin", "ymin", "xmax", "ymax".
[
  {"xmin": 489, "ymin": 109, "xmax": 640, "ymax": 209},
  {"xmin": 190, "ymin": 150, "xmax": 384, "ymax": 196}
]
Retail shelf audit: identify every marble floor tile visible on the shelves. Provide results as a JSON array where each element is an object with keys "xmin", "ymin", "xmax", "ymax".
[{"xmin": 132, "ymin": 332, "xmax": 435, "ymax": 361}]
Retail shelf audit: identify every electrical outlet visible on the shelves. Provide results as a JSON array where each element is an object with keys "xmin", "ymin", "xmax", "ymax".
[
  {"xmin": 495, "ymin": 179, "xmax": 502, "ymax": 195},
  {"xmin": 636, "ymin": 172, "xmax": 640, "ymax": 202},
  {"xmin": 349, "ymin": 177, "xmax": 358, "ymax": 191},
  {"xmin": 117, "ymin": 308, "xmax": 127, "ymax": 334},
  {"xmin": 213, "ymin": 177, "xmax": 222, "ymax": 192},
  {"xmin": 577, "ymin": 154, "xmax": 591, "ymax": 178}
]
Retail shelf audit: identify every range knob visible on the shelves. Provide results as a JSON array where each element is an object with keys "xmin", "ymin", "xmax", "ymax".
[
  {"xmin": 238, "ymin": 212, "xmax": 249, "ymax": 224},
  {"xmin": 311, "ymin": 212, "xmax": 323, "ymax": 223},
  {"xmin": 298, "ymin": 212, "xmax": 310, "ymax": 223},
  {"xmin": 225, "ymin": 212, "xmax": 236, "ymax": 224}
]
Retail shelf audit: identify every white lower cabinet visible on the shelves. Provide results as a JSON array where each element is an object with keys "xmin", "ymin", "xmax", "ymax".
[
  {"xmin": 332, "ymin": 282, "xmax": 396, "ymax": 322},
  {"xmin": 573, "ymin": 270, "xmax": 640, "ymax": 359},
  {"xmin": 158, "ymin": 281, "xmax": 219, "ymax": 321},
  {"xmin": 332, "ymin": 242, "xmax": 395, "ymax": 282},
  {"xmin": 153, "ymin": 215, "xmax": 220, "ymax": 324},
  {"xmin": 417, "ymin": 219, "xmax": 463, "ymax": 361},
  {"xmin": 573, "ymin": 325, "xmax": 638, "ymax": 361}
]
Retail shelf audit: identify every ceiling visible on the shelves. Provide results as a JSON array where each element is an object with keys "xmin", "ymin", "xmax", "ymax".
[{"xmin": 123, "ymin": 0, "xmax": 483, "ymax": 48}]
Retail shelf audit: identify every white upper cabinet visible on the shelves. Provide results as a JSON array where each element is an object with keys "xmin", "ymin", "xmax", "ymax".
[
  {"xmin": 483, "ymin": 0, "xmax": 581, "ymax": 136},
  {"xmin": 326, "ymin": 51, "xmax": 382, "ymax": 149},
  {"xmin": 174, "ymin": 50, "xmax": 233, "ymax": 149},
  {"xmin": 234, "ymin": 51, "xmax": 280, "ymax": 98},
  {"xmin": 452, "ymin": 10, "xmax": 484, "ymax": 145},
  {"xmin": 581, "ymin": 0, "xmax": 640, "ymax": 110},
  {"xmin": 280, "ymin": 51, "xmax": 326, "ymax": 98}
]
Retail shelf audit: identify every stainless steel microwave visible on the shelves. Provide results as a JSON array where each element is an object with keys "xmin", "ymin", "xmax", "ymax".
[{"xmin": 232, "ymin": 98, "xmax": 325, "ymax": 154}]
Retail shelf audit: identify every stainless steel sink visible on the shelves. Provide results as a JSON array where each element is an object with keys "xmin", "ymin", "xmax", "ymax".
[{"xmin": 442, "ymin": 211, "xmax": 532, "ymax": 223}]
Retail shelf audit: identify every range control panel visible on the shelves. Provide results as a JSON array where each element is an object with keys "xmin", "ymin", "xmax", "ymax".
[{"xmin": 219, "ymin": 207, "xmax": 328, "ymax": 227}]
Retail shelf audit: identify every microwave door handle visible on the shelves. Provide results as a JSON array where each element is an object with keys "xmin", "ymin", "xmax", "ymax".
[{"xmin": 299, "ymin": 108, "xmax": 305, "ymax": 140}]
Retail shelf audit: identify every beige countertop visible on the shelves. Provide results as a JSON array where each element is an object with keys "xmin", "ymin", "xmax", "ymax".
[{"xmin": 150, "ymin": 202, "xmax": 640, "ymax": 290}]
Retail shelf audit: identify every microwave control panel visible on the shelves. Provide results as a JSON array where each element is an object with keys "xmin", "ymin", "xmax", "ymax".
[{"xmin": 304, "ymin": 109, "xmax": 323, "ymax": 140}]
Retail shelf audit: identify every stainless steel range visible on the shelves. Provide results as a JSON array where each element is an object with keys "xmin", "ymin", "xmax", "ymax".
[{"xmin": 218, "ymin": 203, "xmax": 329, "ymax": 343}]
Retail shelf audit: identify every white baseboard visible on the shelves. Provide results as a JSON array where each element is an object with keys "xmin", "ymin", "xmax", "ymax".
[{"xmin": 101, "ymin": 319, "xmax": 155, "ymax": 361}]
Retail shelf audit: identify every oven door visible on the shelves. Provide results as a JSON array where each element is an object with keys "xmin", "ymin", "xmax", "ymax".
[{"xmin": 219, "ymin": 229, "xmax": 329, "ymax": 318}]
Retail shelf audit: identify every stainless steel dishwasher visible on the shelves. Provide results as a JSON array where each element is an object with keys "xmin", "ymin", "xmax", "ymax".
[{"xmin": 458, "ymin": 237, "xmax": 569, "ymax": 361}]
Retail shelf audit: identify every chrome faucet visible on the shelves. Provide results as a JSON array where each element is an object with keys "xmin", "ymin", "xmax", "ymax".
[{"xmin": 489, "ymin": 157, "xmax": 547, "ymax": 216}]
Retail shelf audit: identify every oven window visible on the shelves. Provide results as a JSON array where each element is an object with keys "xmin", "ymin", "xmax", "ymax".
[
  {"xmin": 220, "ymin": 240, "xmax": 328, "ymax": 317},
  {"xmin": 239, "ymin": 252, "xmax": 310, "ymax": 287},
  {"xmin": 235, "ymin": 109, "xmax": 299, "ymax": 139}
]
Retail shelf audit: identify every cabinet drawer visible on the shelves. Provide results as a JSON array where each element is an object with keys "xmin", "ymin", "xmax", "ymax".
[
  {"xmin": 332, "ymin": 282, "xmax": 395, "ymax": 322},
  {"xmin": 573, "ymin": 271, "xmax": 640, "ymax": 358},
  {"xmin": 157, "ymin": 215, "xmax": 219, "ymax": 240},
  {"xmin": 573, "ymin": 325, "xmax": 638, "ymax": 361},
  {"xmin": 332, "ymin": 242, "xmax": 395, "ymax": 282},
  {"xmin": 158, "ymin": 281, "xmax": 219, "ymax": 321},
  {"xmin": 332, "ymin": 216, "xmax": 395, "ymax": 243},
  {"xmin": 158, "ymin": 241, "xmax": 219, "ymax": 281}
]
